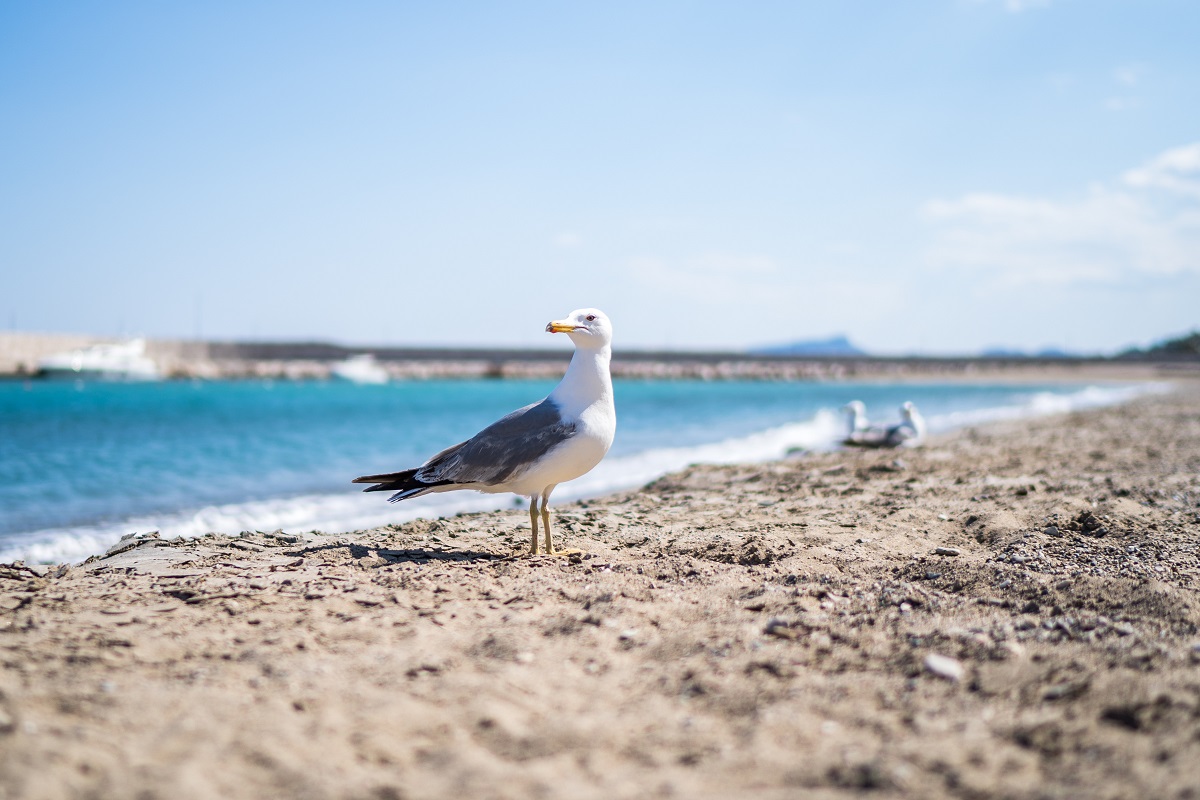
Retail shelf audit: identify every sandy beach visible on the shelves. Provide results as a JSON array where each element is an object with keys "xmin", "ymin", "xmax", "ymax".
[{"xmin": 2, "ymin": 384, "xmax": 1199, "ymax": 799}]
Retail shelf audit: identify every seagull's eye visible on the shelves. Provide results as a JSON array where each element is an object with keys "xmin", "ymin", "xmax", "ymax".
[{"xmin": 586, "ymin": 315, "xmax": 596, "ymax": 321}]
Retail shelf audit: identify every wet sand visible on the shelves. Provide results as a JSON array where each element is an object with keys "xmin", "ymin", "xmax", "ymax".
[{"xmin": 2, "ymin": 385, "xmax": 1199, "ymax": 799}]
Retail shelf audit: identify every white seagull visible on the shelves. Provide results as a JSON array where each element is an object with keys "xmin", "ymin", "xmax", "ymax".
[
  {"xmin": 353, "ymin": 308, "xmax": 616, "ymax": 555},
  {"xmin": 841, "ymin": 400, "xmax": 870, "ymax": 439},
  {"xmin": 891, "ymin": 401, "xmax": 927, "ymax": 448}
]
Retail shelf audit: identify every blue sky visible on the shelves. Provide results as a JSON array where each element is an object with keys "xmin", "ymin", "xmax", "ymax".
[{"xmin": 2, "ymin": 1, "xmax": 1197, "ymax": 354}]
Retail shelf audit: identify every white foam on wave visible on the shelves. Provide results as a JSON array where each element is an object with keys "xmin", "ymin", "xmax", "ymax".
[
  {"xmin": 1, "ymin": 382, "xmax": 1169, "ymax": 565},
  {"xmin": 923, "ymin": 382, "xmax": 1169, "ymax": 433}
]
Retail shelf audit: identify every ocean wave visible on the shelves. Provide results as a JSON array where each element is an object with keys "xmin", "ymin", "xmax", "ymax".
[
  {"xmin": 0, "ymin": 382, "xmax": 1168, "ymax": 565},
  {"xmin": 923, "ymin": 382, "xmax": 1169, "ymax": 432}
]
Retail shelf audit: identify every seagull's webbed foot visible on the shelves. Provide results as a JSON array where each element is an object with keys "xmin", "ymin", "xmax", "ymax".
[
  {"xmin": 540, "ymin": 495, "xmax": 584, "ymax": 557},
  {"xmin": 544, "ymin": 547, "xmax": 583, "ymax": 557}
]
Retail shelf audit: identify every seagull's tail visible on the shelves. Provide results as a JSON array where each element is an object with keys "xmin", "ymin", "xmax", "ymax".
[{"xmin": 352, "ymin": 469, "xmax": 450, "ymax": 503}]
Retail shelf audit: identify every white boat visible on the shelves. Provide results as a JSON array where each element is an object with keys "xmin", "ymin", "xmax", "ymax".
[
  {"xmin": 330, "ymin": 354, "xmax": 389, "ymax": 384},
  {"xmin": 37, "ymin": 338, "xmax": 160, "ymax": 381}
]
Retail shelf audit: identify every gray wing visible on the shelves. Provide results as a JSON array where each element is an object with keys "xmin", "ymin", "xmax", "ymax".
[
  {"xmin": 844, "ymin": 426, "xmax": 891, "ymax": 448},
  {"xmin": 416, "ymin": 398, "xmax": 577, "ymax": 487},
  {"xmin": 885, "ymin": 423, "xmax": 917, "ymax": 447}
]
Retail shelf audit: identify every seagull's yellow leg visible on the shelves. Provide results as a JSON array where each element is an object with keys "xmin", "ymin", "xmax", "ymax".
[
  {"xmin": 528, "ymin": 495, "xmax": 540, "ymax": 555},
  {"xmin": 541, "ymin": 500, "xmax": 554, "ymax": 554},
  {"xmin": 541, "ymin": 487, "xmax": 581, "ymax": 556}
]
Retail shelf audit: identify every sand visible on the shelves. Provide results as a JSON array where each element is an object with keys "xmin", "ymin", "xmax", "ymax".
[{"xmin": 2, "ymin": 385, "xmax": 1199, "ymax": 800}]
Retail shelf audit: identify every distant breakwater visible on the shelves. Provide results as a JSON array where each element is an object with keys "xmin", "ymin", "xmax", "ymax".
[{"xmin": 0, "ymin": 332, "xmax": 1189, "ymax": 382}]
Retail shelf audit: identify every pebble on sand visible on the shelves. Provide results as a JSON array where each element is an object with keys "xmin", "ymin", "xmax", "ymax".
[
  {"xmin": 924, "ymin": 653, "xmax": 965, "ymax": 682},
  {"xmin": 933, "ymin": 547, "xmax": 961, "ymax": 557}
]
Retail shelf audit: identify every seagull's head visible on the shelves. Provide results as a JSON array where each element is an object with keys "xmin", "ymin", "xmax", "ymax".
[
  {"xmin": 546, "ymin": 308, "xmax": 613, "ymax": 348},
  {"xmin": 842, "ymin": 400, "xmax": 866, "ymax": 416},
  {"xmin": 900, "ymin": 401, "xmax": 918, "ymax": 419}
]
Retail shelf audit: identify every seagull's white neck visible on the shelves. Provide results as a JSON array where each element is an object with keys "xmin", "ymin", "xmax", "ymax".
[{"xmin": 549, "ymin": 342, "xmax": 612, "ymax": 417}]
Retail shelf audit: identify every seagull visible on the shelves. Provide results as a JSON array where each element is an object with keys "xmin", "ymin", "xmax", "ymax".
[
  {"xmin": 353, "ymin": 308, "xmax": 616, "ymax": 555},
  {"xmin": 843, "ymin": 401, "xmax": 926, "ymax": 448},
  {"xmin": 891, "ymin": 401, "xmax": 926, "ymax": 448},
  {"xmin": 841, "ymin": 400, "xmax": 870, "ymax": 439}
]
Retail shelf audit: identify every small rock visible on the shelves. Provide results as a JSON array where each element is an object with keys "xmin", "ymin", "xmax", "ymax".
[
  {"xmin": 809, "ymin": 631, "xmax": 833, "ymax": 649},
  {"xmin": 934, "ymin": 547, "xmax": 961, "ymax": 557},
  {"xmin": 999, "ymin": 641, "xmax": 1026, "ymax": 659},
  {"xmin": 1044, "ymin": 526, "xmax": 1061, "ymax": 537},
  {"xmin": 764, "ymin": 619, "xmax": 801, "ymax": 640},
  {"xmin": 1043, "ymin": 680, "xmax": 1089, "ymax": 701},
  {"xmin": 104, "ymin": 532, "xmax": 161, "ymax": 557},
  {"xmin": 924, "ymin": 653, "xmax": 964, "ymax": 682}
]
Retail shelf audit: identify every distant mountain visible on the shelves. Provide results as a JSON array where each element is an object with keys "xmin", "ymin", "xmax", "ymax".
[
  {"xmin": 980, "ymin": 346, "xmax": 1078, "ymax": 359},
  {"xmin": 752, "ymin": 335, "xmax": 867, "ymax": 357}
]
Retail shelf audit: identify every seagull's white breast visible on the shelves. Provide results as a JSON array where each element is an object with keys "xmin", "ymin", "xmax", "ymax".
[{"xmin": 504, "ymin": 398, "xmax": 615, "ymax": 496}]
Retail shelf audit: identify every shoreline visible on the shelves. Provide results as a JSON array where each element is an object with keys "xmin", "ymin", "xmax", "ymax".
[
  {"xmin": 2, "ymin": 386, "xmax": 1199, "ymax": 798},
  {"xmin": 1, "ymin": 379, "xmax": 1174, "ymax": 567}
]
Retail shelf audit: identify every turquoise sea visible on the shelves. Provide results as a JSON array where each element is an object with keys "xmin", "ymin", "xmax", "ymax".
[{"xmin": 0, "ymin": 377, "xmax": 1161, "ymax": 563}]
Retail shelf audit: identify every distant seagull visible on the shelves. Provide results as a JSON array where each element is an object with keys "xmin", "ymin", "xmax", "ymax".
[
  {"xmin": 841, "ymin": 400, "xmax": 870, "ymax": 439},
  {"xmin": 353, "ymin": 309, "xmax": 616, "ymax": 555},
  {"xmin": 844, "ymin": 401, "xmax": 926, "ymax": 448},
  {"xmin": 890, "ymin": 401, "xmax": 926, "ymax": 448}
]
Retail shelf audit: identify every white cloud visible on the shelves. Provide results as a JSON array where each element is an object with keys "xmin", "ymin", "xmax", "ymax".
[
  {"xmin": 553, "ymin": 231, "xmax": 582, "ymax": 248},
  {"xmin": 922, "ymin": 143, "xmax": 1200, "ymax": 287},
  {"xmin": 1123, "ymin": 142, "xmax": 1200, "ymax": 198}
]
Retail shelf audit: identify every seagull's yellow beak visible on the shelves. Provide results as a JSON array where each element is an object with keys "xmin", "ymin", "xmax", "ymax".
[{"xmin": 546, "ymin": 320, "xmax": 578, "ymax": 333}]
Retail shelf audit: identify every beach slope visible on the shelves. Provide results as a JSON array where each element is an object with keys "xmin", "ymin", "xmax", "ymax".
[{"xmin": 2, "ymin": 386, "xmax": 1198, "ymax": 799}]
